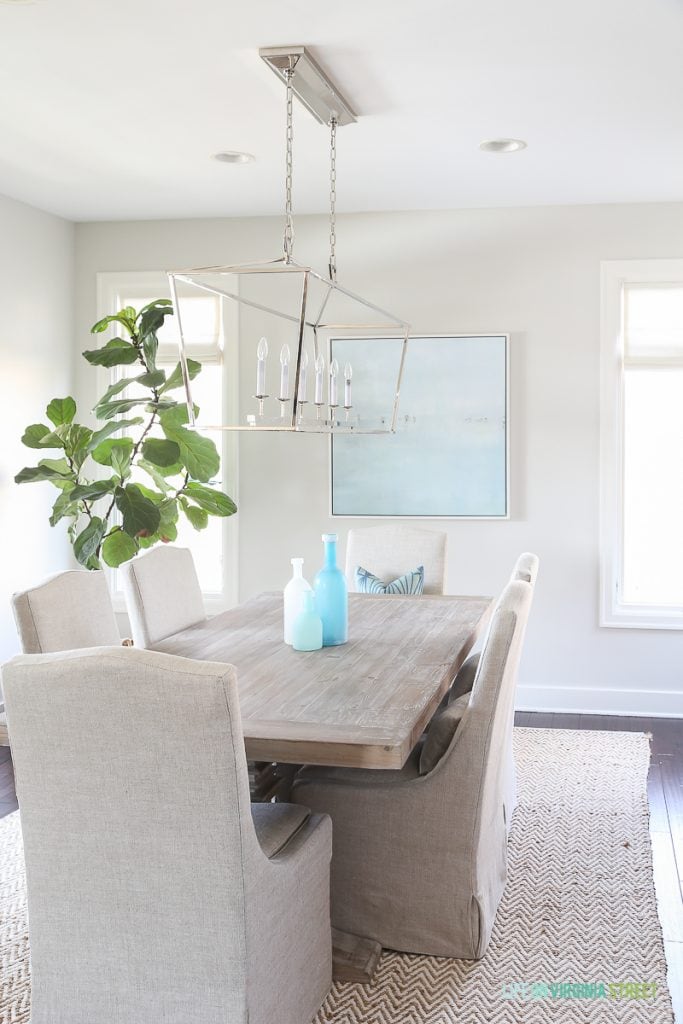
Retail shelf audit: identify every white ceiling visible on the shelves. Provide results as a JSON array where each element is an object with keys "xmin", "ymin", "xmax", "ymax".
[{"xmin": 1, "ymin": 0, "xmax": 683, "ymax": 222}]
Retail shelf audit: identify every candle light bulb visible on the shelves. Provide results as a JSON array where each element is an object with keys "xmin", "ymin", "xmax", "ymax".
[
  {"xmin": 314, "ymin": 353, "xmax": 325, "ymax": 405},
  {"xmin": 344, "ymin": 362, "xmax": 353, "ymax": 408},
  {"xmin": 329, "ymin": 358, "xmax": 339, "ymax": 407},
  {"xmin": 279, "ymin": 344, "xmax": 291, "ymax": 401},
  {"xmin": 256, "ymin": 337, "xmax": 268, "ymax": 398},
  {"xmin": 298, "ymin": 349, "xmax": 309, "ymax": 405}
]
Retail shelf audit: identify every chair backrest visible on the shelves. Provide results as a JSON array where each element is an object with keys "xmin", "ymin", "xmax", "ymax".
[
  {"xmin": 345, "ymin": 525, "xmax": 447, "ymax": 595},
  {"xmin": 509, "ymin": 551, "xmax": 539, "ymax": 586},
  {"xmin": 11, "ymin": 570, "xmax": 120, "ymax": 653},
  {"xmin": 2, "ymin": 646, "xmax": 258, "ymax": 1022},
  {"xmin": 121, "ymin": 546, "xmax": 205, "ymax": 647}
]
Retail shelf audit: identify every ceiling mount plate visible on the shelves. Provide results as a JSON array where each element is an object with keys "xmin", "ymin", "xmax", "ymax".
[{"xmin": 259, "ymin": 45, "xmax": 357, "ymax": 127}]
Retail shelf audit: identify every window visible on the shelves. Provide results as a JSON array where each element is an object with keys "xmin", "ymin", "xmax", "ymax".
[
  {"xmin": 96, "ymin": 272, "xmax": 238, "ymax": 611},
  {"xmin": 600, "ymin": 260, "xmax": 683, "ymax": 628}
]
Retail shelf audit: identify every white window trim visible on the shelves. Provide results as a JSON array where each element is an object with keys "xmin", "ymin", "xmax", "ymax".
[
  {"xmin": 95, "ymin": 271, "xmax": 239, "ymax": 615},
  {"xmin": 600, "ymin": 258, "xmax": 683, "ymax": 629}
]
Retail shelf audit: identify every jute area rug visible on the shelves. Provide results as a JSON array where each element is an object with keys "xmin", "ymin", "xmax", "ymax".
[{"xmin": 0, "ymin": 728, "xmax": 674, "ymax": 1023}]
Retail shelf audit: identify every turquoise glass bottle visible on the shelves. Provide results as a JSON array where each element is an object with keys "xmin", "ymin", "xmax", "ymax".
[
  {"xmin": 291, "ymin": 591, "xmax": 323, "ymax": 651},
  {"xmin": 314, "ymin": 533, "xmax": 348, "ymax": 646}
]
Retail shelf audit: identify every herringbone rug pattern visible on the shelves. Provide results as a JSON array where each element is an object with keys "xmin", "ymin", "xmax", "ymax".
[{"xmin": 0, "ymin": 729, "xmax": 674, "ymax": 1022}]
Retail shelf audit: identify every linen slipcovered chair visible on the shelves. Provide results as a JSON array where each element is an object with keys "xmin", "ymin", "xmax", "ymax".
[
  {"xmin": 345, "ymin": 525, "xmax": 447, "ymax": 595},
  {"xmin": 121, "ymin": 545, "xmax": 206, "ymax": 648},
  {"xmin": 292, "ymin": 579, "xmax": 533, "ymax": 960},
  {"xmin": 510, "ymin": 551, "xmax": 540, "ymax": 585},
  {"xmin": 11, "ymin": 569, "xmax": 120, "ymax": 654},
  {"xmin": 1, "ymin": 570, "xmax": 122, "ymax": 746},
  {"xmin": 447, "ymin": 553, "xmax": 539, "ymax": 826},
  {"xmin": 2, "ymin": 647, "xmax": 332, "ymax": 1024}
]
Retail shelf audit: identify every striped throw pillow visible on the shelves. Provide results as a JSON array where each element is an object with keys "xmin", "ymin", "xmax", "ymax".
[{"xmin": 355, "ymin": 565, "xmax": 425, "ymax": 596}]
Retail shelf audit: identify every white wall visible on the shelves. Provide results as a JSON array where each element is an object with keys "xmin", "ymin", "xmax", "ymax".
[
  {"xmin": 0, "ymin": 194, "xmax": 75, "ymax": 659},
  {"xmin": 75, "ymin": 203, "xmax": 683, "ymax": 717}
]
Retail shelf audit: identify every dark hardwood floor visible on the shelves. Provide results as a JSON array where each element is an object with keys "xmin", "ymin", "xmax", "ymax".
[{"xmin": 0, "ymin": 713, "xmax": 680, "ymax": 1017}]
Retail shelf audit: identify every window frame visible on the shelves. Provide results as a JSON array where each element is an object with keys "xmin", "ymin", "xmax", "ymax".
[
  {"xmin": 95, "ymin": 271, "xmax": 239, "ymax": 614},
  {"xmin": 600, "ymin": 258, "xmax": 683, "ymax": 629}
]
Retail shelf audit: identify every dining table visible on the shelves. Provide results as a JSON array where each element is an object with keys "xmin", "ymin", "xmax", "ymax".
[
  {"xmin": 153, "ymin": 590, "xmax": 493, "ymax": 771},
  {"xmin": 154, "ymin": 589, "xmax": 493, "ymax": 981}
]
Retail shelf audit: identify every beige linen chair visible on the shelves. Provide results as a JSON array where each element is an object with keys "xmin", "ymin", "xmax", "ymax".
[
  {"xmin": 345, "ymin": 525, "xmax": 447, "ymax": 594},
  {"xmin": 1, "ymin": 570, "xmax": 122, "ymax": 746},
  {"xmin": 121, "ymin": 545, "xmax": 206, "ymax": 648},
  {"xmin": 11, "ymin": 569, "xmax": 120, "ymax": 654},
  {"xmin": 511, "ymin": 551, "xmax": 539, "ymax": 585},
  {"xmin": 2, "ymin": 646, "xmax": 332, "ymax": 1024},
  {"xmin": 292, "ymin": 579, "xmax": 533, "ymax": 960}
]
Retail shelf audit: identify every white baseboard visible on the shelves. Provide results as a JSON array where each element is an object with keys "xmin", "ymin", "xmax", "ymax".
[{"xmin": 516, "ymin": 684, "xmax": 683, "ymax": 719}]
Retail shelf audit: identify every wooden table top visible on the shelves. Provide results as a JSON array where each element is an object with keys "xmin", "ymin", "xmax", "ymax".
[{"xmin": 153, "ymin": 592, "xmax": 493, "ymax": 769}]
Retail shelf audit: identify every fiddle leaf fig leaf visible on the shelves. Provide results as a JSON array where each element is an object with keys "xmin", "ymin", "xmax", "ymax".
[
  {"xmin": 101, "ymin": 529, "xmax": 138, "ymax": 568},
  {"xmin": 115, "ymin": 484, "xmax": 161, "ymax": 538},
  {"xmin": 91, "ymin": 436, "xmax": 134, "ymax": 468},
  {"xmin": 88, "ymin": 418, "xmax": 144, "ymax": 451},
  {"xmin": 73, "ymin": 517, "xmax": 106, "ymax": 566},
  {"xmin": 94, "ymin": 397, "xmax": 151, "ymax": 421},
  {"xmin": 70, "ymin": 479, "xmax": 117, "ymax": 502},
  {"xmin": 160, "ymin": 405, "xmax": 219, "ymax": 483},
  {"xmin": 142, "ymin": 438, "xmax": 181, "ymax": 467},
  {"xmin": 46, "ymin": 397, "xmax": 77, "ymax": 427},
  {"xmin": 136, "ymin": 370, "xmax": 166, "ymax": 389},
  {"xmin": 22, "ymin": 423, "xmax": 53, "ymax": 449},
  {"xmin": 15, "ymin": 464, "xmax": 72, "ymax": 484},
  {"xmin": 90, "ymin": 311, "xmax": 136, "ymax": 337},
  {"xmin": 182, "ymin": 503, "xmax": 209, "ymax": 531},
  {"xmin": 158, "ymin": 358, "xmax": 202, "ymax": 394},
  {"xmin": 83, "ymin": 338, "xmax": 140, "ymax": 368},
  {"xmin": 49, "ymin": 492, "xmax": 78, "ymax": 527},
  {"xmin": 183, "ymin": 482, "xmax": 237, "ymax": 517},
  {"xmin": 138, "ymin": 458, "xmax": 173, "ymax": 492}
]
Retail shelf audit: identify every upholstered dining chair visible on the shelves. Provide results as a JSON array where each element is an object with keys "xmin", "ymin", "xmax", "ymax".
[
  {"xmin": 12, "ymin": 569, "xmax": 120, "ymax": 654},
  {"xmin": 2, "ymin": 646, "xmax": 332, "ymax": 1024},
  {"xmin": 510, "ymin": 551, "xmax": 540, "ymax": 585},
  {"xmin": 1, "ymin": 570, "xmax": 122, "ymax": 746},
  {"xmin": 121, "ymin": 545, "xmax": 206, "ymax": 648},
  {"xmin": 448, "ymin": 552, "xmax": 539, "ymax": 826},
  {"xmin": 345, "ymin": 525, "xmax": 447, "ymax": 594},
  {"xmin": 292, "ymin": 579, "xmax": 533, "ymax": 961}
]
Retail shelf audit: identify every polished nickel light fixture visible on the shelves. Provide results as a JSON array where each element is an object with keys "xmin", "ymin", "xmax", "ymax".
[{"xmin": 168, "ymin": 46, "xmax": 410, "ymax": 433}]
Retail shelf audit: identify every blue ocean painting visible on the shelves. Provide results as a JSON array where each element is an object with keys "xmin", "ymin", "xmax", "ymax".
[{"xmin": 331, "ymin": 335, "xmax": 508, "ymax": 518}]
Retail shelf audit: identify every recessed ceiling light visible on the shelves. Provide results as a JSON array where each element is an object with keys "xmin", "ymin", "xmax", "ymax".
[
  {"xmin": 213, "ymin": 151, "xmax": 255, "ymax": 165},
  {"xmin": 479, "ymin": 138, "xmax": 527, "ymax": 154}
]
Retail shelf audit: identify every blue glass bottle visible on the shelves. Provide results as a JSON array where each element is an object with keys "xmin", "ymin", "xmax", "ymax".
[{"xmin": 314, "ymin": 533, "xmax": 348, "ymax": 646}]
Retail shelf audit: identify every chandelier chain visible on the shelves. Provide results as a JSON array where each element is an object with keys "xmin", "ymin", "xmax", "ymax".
[
  {"xmin": 284, "ymin": 67, "xmax": 295, "ymax": 262},
  {"xmin": 328, "ymin": 117, "xmax": 337, "ymax": 282}
]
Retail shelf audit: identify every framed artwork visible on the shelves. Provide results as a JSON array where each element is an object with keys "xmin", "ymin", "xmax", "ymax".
[{"xmin": 330, "ymin": 334, "xmax": 509, "ymax": 519}]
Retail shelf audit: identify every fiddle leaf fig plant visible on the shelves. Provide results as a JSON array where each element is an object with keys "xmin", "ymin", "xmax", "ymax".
[{"xmin": 15, "ymin": 299, "xmax": 236, "ymax": 569}]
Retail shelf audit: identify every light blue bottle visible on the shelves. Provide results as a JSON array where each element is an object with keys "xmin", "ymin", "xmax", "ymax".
[
  {"xmin": 314, "ymin": 533, "xmax": 348, "ymax": 646},
  {"xmin": 291, "ymin": 591, "xmax": 323, "ymax": 652}
]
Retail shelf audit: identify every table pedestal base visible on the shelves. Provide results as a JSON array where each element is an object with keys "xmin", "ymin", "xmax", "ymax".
[{"xmin": 332, "ymin": 928, "xmax": 382, "ymax": 983}]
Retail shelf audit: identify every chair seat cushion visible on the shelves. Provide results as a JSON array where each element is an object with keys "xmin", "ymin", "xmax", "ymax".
[
  {"xmin": 355, "ymin": 565, "xmax": 425, "ymax": 595},
  {"xmin": 449, "ymin": 652, "xmax": 480, "ymax": 703},
  {"xmin": 251, "ymin": 802, "xmax": 310, "ymax": 858},
  {"xmin": 419, "ymin": 693, "xmax": 470, "ymax": 775}
]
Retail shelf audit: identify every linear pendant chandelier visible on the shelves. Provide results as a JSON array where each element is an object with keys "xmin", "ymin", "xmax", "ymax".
[{"xmin": 168, "ymin": 45, "xmax": 410, "ymax": 433}]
